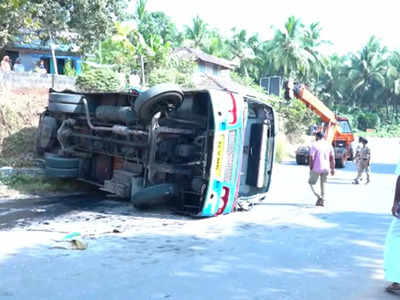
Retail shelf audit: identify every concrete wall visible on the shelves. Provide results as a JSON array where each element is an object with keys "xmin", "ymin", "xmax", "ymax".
[{"xmin": 0, "ymin": 71, "xmax": 76, "ymax": 91}]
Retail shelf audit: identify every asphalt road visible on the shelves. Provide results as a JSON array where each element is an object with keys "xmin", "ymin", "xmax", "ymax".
[{"xmin": 0, "ymin": 137, "xmax": 399, "ymax": 300}]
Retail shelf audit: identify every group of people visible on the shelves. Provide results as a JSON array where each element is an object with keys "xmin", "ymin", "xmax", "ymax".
[
  {"xmin": 1, "ymin": 55, "xmax": 47, "ymax": 73},
  {"xmin": 306, "ymin": 131, "xmax": 400, "ymax": 295}
]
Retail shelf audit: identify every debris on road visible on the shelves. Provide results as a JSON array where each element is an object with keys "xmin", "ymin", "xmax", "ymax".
[
  {"xmin": 62, "ymin": 232, "xmax": 81, "ymax": 240},
  {"xmin": 50, "ymin": 232, "xmax": 88, "ymax": 250}
]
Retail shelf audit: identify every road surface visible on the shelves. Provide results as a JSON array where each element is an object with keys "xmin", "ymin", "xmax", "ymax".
[{"xmin": 0, "ymin": 137, "xmax": 399, "ymax": 300}]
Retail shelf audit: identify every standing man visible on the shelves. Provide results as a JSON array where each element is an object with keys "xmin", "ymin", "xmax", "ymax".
[
  {"xmin": 309, "ymin": 131, "xmax": 335, "ymax": 206},
  {"xmin": 354, "ymin": 137, "xmax": 362, "ymax": 170},
  {"xmin": 0, "ymin": 56, "xmax": 11, "ymax": 72},
  {"xmin": 13, "ymin": 58, "xmax": 24, "ymax": 72},
  {"xmin": 353, "ymin": 137, "xmax": 371, "ymax": 184}
]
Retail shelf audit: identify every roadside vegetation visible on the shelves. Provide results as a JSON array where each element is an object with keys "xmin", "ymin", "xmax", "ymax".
[
  {"xmin": 0, "ymin": 89, "xmax": 47, "ymax": 168},
  {"xmin": 2, "ymin": 0, "xmax": 400, "ymax": 134},
  {"xmin": 1, "ymin": 0, "xmax": 400, "ymax": 174},
  {"xmin": 0, "ymin": 173, "xmax": 94, "ymax": 198}
]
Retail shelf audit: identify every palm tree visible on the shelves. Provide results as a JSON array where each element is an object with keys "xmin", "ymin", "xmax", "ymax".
[
  {"xmin": 381, "ymin": 51, "xmax": 400, "ymax": 121},
  {"xmin": 302, "ymin": 22, "xmax": 331, "ymax": 79},
  {"xmin": 265, "ymin": 16, "xmax": 314, "ymax": 81},
  {"xmin": 184, "ymin": 16, "xmax": 209, "ymax": 48},
  {"xmin": 202, "ymin": 29, "xmax": 232, "ymax": 59},
  {"xmin": 314, "ymin": 54, "xmax": 349, "ymax": 108},
  {"xmin": 228, "ymin": 28, "xmax": 257, "ymax": 78},
  {"xmin": 348, "ymin": 36, "xmax": 388, "ymax": 109},
  {"xmin": 135, "ymin": 0, "xmax": 147, "ymax": 22}
]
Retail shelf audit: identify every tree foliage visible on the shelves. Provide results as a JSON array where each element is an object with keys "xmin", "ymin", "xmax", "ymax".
[
  {"xmin": 3, "ymin": 2, "xmax": 400, "ymax": 132},
  {"xmin": 147, "ymin": 57, "xmax": 195, "ymax": 87},
  {"xmin": 184, "ymin": 16, "xmax": 209, "ymax": 49},
  {"xmin": 76, "ymin": 67, "xmax": 121, "ymax": 92},
  {"xmin": 0, "ymin": 0, "xmax": 127, "ymax": 52},
  {"xmin": 272, "ymin": 97, "xmax": 318, "ymax": 137},
  {"xmin": 94, "ymin": 21, "xmax": 139, "ymax": 73}
]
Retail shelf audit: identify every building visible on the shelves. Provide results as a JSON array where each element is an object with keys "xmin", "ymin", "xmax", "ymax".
[
  {"xmin": 173, "ymin": 47, "xmax": 238, "ymax": 79},
  {"xmin": 173, "ymin": 47, "xmax": 267, "ymax": 101},
  {"xmin": 4, "ymin": 40, "xmax": 82, "ymax": 75}
]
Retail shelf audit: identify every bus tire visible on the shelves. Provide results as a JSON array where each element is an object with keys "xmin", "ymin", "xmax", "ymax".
[
  {"xmin": 36, "ymin": 116, "xmax": 57, "ymax": 155},
  {"xmin": 44, "ymin": 153, "xmax": 80, "ymax": 169},
  {"xmin": 48, "ymin": 102, "xmax": 84, "ymax": 114},
  {"xmin": 49, "ymin": 93, "xmax": 84, "ymax": 104},
  {"xmin": 45, "ymin": 166, "xmax": 79, "ymax": 178},
  {"xmin": 131, "ymin": 184, "xmax": 179, "ymax": 209},
  {"xmin": 134, "ymin": 83, "xmax": 183, "ymax": 124},
  {"xmin": 335, "ymin": 157, "xmax": 345, "ymax": 168}
]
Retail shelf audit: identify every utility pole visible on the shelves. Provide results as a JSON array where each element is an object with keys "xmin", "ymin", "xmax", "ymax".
[
  {"xmin": 140, "ymin": 55, "xmax": 145, "ymax": 87},
  {"xmin": 49, "ymin": 31, "xmax": 58, "ymax": 89}
]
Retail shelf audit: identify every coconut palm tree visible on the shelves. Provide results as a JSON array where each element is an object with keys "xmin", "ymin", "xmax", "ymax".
[
  {"xmin": 302, "ymin": 22, "xmax": 331, "ymax": 79},
  {"xmin": 184, "ymin": 16, "xmax": 209, "ymax": 49},
  {"xmin": 380, "ymin": 51, "xmax": 400, "ymax": 121},
  {"xmin": 314, "ymin": 54, "xmax": 349, "ymax": 108},
  {"xmin": 202, "ymin": 29, "xmax": 232, "ymax": 59},
  {"xmin": 265, "ymin": 16, "xmax": 314, "ymax": 81},
  {"xmin": 228, "ymin": 28, "xmax": 256, "ymax": 78},
  {"xmin": 348, "ymin": 36, "xmax": 388, "ymax": 109}
]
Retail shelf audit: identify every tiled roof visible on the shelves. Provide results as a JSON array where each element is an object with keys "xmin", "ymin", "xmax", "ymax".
[
  {"xmin": 174, "ymin": 47, "xmax": 238, "ymax": 70},
  {"xmin": 7, "ymin": 38, "xmax": 79, "ymax": 55}
]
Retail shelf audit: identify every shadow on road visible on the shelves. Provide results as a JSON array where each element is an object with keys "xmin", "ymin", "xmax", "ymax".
[
  {"xmin": 0, "ymin": 192, "xmax": 190, "ymax": 231},
  {"xmin": 327, "ymin": 177, "xmax": 354, "ymax": 185},
  {"xmin": 279, "ymin": 160, "xmax": 299, "ymax": 166},
  {"xmin": 340, "ymin": 162, "xmax": 396, "ymax": 175},
  {"xmin": 0, "ymin": 208, "xmax": 395, "ymax": 300},
  {"xmin": 256, "ymin": 202, "xmax": 316, "ymax": 209}
]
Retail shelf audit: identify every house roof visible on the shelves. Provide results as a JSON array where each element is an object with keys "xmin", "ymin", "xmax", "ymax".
[
  {"xmin": 174, "ymin": 47, "xmax": 238, "ymax": 70},
  {"xmin": 6, "ymin": 39, "xmax": 80, "ymax": 57}
]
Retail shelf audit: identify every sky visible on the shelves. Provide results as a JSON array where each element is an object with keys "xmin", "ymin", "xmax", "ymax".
[{"xmin": 144, "ymin": 0, "xmax": 400, "ymax": 55}]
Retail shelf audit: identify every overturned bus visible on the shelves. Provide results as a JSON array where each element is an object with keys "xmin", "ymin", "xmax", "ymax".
[{"xmin": 36, "ymin": 83, "xmax": 275, "ymax": 216}]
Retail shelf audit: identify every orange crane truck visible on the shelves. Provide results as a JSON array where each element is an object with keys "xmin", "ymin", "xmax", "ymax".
[{"xmin": 285, "ymin": 81, "xmax": 355, "ymax": 168}]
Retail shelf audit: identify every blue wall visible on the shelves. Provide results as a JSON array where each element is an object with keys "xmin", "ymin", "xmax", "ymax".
[{"xmin": 18, "ymin": 53, "xmax": 82, "ymax": 74}]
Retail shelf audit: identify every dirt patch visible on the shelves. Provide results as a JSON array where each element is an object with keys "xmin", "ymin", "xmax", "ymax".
[
  {"xmin": 0, "ymin": 87, "xmax": 48, "ymax": 167},
  {"xmin": 0, "ymin": 87, "xmax": 91, "ymax": 198}
]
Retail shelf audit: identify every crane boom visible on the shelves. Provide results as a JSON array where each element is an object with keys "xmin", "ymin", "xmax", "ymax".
[
  {"xmin": 295, "ymin": 85, "xmax": 336, "ymax": 124},
  {"xmin": 293, "ymin": 84, "xmax": 338, "ymax": 144}
]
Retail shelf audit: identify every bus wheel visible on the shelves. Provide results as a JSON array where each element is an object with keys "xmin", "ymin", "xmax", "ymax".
[
  {"xmin": 36, "ymin": 116, "xmax": 57, "ymax": 155},
  {"xmin": 48, "ymin": 102, "xmax": 84, "ymax": 114},
  {"xmin": 45, "ymin": 166, "xmax": 79, "ymax": 178},
  {"xmin": 131, "ymin": 184, "xmax": 179, "ymax": 209},
  {"xmin": 44, "ymin": 153, "xmax": 80, "ymax": 169},
  {"xmin": 335, "ymin": 157, "xmax": 346, "ymax": 168},
  {"xmin": 49, "ymin": 92, "xmax": 84, "ymax": 104},
  {"xmin": 134, "ymin": 84, "xmax": 184, "ymax": 124}
]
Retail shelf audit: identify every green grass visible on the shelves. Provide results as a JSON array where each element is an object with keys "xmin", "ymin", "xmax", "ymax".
[
  {"xmin": 0, "ymin": 126, "xmax": 38, "ymax": 168},
  {"xmin": 0, "ymin": 174, "xmax": 93, "ymax": 196},
  {"xmin": 275, "ymin": 134, "xmax": 289, "ymax": 162},
  {"xmin": 353, "ymin": 125, "xmax": 400, "ymax": 138}
]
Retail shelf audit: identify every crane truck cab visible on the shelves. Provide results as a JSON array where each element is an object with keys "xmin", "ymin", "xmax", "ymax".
[
  {"xmin": 36, "ymin": 84, "xmax": 275, "ymax": 217},
  {"xmin": 333, "ymin": 116, "xmax": 355, "ymax": 167}
]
